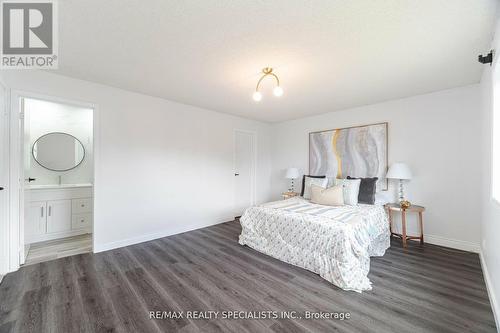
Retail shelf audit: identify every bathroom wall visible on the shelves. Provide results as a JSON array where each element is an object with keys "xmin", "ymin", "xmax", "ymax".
[{"xmin": 25, "ymin": 98, "xmax": 93, "ymax": 185}]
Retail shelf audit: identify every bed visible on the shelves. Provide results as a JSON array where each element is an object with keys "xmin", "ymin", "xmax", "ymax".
[{"xmin": 238, "ymin": 197, "xmax": 390, "ymax": 292}]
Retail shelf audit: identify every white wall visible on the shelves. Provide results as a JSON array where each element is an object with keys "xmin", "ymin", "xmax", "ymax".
[
  {"xmin": 270, "ymin": 85, "xmax": 482, "ymax": 251},
  {"xmin": 25, "ymin": 98, "xmax": 93, "ymax": 185},
  {"xmin": 1, "ymin": 70, "xmax": 272, "ymax": 252},
  {"xmin": 479, "ymin": 15, "xmax": 500, "ymax": 328}
]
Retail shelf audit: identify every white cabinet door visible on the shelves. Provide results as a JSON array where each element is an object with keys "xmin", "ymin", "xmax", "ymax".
[
  {"xmin": 46, "ymin": 200, "xmax": 72, "ymax": 234},
  {"xmin": 25, "ymin": 201, "xmax": 47, "ymax": 241}
]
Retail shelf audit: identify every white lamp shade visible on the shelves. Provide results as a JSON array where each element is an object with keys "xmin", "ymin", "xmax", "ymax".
[
  {"xmin": 386, "ymin": 163, "xmax": 412, "ymax": 180},
  {"xmin": 285, "ymin": 168, "xmax": 300, "ymax": 179}
]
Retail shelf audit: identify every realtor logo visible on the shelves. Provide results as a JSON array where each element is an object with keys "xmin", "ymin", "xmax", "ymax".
[{"xmin": 1, "ymin": 0, "xmax": 58, "ymax": 68}]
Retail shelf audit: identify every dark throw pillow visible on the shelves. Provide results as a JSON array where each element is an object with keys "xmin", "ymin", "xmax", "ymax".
[
  {"xmin": 347, "ymin": 176, "xmax": 378, "ymax": 204},
  {"xmin": 301, "ymin": 175, "xmax": 326, "ymax": 197}
]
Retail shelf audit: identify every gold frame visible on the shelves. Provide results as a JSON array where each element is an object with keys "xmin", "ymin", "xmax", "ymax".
[
  {"xmin": 255, "ymin": 67, "xmax": 280, "ymax": 92},
  {"xmin": 308, "ymin": 122, "xmax": 389, "ymax": 190}
]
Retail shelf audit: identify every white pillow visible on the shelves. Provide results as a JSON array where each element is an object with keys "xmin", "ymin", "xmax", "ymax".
[
  {"xmin": 310, "ymin": 185, "xmax": 344, "ymax": 206},
  {"xmin": 333, "ymin": 178, "xmax": 361, "ymax": 205},
  {"xmin": 303, "ymin": 177, "xmax": 328, "ymax": 200}
]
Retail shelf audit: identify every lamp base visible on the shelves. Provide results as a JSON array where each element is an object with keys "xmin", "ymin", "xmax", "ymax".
[
  {"xmin": 398, "ymin": 179, "xmax": 406, "ymax": 203},
  {"xmin": 400, "ymin": 200, "xmax": 412, "ymax": 209}
]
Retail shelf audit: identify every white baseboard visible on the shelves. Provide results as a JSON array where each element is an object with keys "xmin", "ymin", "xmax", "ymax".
[
  {"xmin": 424, "ymin": 234, "xmax": 480, "ymax": 253},
  {"xmin": 93, "ymin": 217, "xmax": 234, "ymax": 253},
  {"xmin": 479, "ymin": 251, "xmax": 500, "ymax": 331}
]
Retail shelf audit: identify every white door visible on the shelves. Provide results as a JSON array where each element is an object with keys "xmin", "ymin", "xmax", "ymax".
[
  {"xmin": 0, "ymin": 82, "xmax": 8, "ymax": 275},
  {"xmin": 46, "ymin": 200, "xmax": 72, "ymax": 233},
  {"xmin": 25, "ymin": 201, "xmax": 47, "ymax": 243},
  {"xmin": 234, "ymin": 130, "xmax": 256, "ymax": 217}
]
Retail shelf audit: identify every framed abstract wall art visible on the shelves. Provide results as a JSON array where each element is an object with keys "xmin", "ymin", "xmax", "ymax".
[{"xmin": 309, "ymin": 122, "xmax": 388, "ymax": 190}]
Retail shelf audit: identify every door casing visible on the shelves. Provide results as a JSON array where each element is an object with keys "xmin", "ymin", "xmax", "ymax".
[
  {"xmin": 0, "ymin": 80, "xmax": 9, "ymax": 277},
  {"xmin": 7, "ymin": 90, "xmax": 98, "ymax": 273}
]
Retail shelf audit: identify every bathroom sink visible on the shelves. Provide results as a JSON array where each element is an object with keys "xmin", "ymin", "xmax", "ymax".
[{"xmin": 27, "ymin": 183, "xmax": 93, "ymax": 190}]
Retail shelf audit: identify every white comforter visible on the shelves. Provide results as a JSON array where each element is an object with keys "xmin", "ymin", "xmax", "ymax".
[{"xmin": 238, "ymin": 197, "xmax": 390, "ymax": 292}]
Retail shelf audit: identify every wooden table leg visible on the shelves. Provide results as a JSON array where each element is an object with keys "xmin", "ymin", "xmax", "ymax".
[
  {"xmin": 388, "ymin": 209, "xmax": 393, "ymax": 234},
  {"xmin": 419, "ymin": 211, "xmax": 424, "ymax": 245},
  {"xmin": 402, "ymin": 210, "xmax": 407, "ymax": 248}
]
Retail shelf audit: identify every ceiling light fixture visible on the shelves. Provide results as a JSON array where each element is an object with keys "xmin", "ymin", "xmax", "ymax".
[{"xmin": 253, "ymin": 67, "xmax": 283, "ymax": 102}]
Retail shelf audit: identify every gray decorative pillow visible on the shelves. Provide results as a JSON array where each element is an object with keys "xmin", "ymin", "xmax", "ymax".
[
  {"xmin": 334, "ymin": 178, "xmax": 361, "ymax": 205},
  {"xmin": 347, "ymin": 176, "xmax": 378, "ymax": 204}
]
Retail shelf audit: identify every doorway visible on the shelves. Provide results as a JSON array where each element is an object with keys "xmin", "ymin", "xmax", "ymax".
[
  {"xmin": 234, "ymin": 130, "xmax": 256, "ymax": 217},
  {"xmin": 10, "ymin": 93, "xmax": 95, "ymax": 268}
]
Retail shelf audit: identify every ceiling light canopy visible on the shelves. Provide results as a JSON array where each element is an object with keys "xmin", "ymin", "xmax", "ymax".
[{"xmin": 253, "ymin": 67, "xmax": 283, "ymax": 102}]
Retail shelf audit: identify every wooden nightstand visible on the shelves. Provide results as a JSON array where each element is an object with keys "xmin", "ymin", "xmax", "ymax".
[
  {"xmin": 385, "ymin": 203, "xmax": 425, "ymax": 248},
  {"xmin": 282, "ymin": 192, "xmax": 299, "ymax": 200}
]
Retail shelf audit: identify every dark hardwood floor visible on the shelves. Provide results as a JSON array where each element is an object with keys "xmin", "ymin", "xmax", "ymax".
[{"xmin": 0, "ymin": 220, "xmax": 496, "ymax": 333}]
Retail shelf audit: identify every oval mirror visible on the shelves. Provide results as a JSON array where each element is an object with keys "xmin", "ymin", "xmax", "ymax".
[{"xmin": 32, "ymin": 132, "xmax": 85, "ymax": 171}]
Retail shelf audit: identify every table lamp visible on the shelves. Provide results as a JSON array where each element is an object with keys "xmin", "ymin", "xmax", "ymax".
[
  {"xmin": 285, "ymin": 168, "xmax": 300, "ymax": 193},
  {"xmin": 386, "ymin": 163, "xmax": 412, "ymax": 203}
]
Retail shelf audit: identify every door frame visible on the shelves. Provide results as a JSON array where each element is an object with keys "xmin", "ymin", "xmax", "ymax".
[
  {"xmin": 233, "ymin": 129, "xmax": 257, "ymax": 217},
  {"xmin": 7, "ymin": 90, "xmax": 98, "ymax": 273},
  {"xmin": 0, "ymin": 79, "xmax": 9, "ymax": 277}
]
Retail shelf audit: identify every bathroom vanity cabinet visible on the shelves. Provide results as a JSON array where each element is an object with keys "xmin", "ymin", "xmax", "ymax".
[{"xmin": 25, "ymin": 184, "xmax": 93, "ymax": 244}]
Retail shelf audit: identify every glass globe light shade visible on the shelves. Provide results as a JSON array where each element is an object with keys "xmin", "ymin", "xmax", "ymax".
[
  {"xmin": 273, "ymin": 86, "xmax": 284, "ymax": 97},
  {"xmin": 252, "ymin": 91, "xmax": 262, "ymax": 102}
]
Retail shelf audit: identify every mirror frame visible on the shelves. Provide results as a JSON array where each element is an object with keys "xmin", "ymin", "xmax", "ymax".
[{"xmin": 32, "ymin": 132, "xmax": 86, "ymax": 172}]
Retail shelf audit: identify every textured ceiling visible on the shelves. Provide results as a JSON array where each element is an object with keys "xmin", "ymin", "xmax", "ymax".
[{"xmin": 54, "ymin": 0, "xmax": 497, "ymax": 122}]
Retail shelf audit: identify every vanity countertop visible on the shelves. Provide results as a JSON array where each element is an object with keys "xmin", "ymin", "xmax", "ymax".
[{"xmin": 27, "ymin": 183, "xmax": 93, "ymax": 190}]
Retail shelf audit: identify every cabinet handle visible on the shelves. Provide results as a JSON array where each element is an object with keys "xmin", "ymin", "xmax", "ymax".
[
  {"xmin": 41, "ymin": 206, "xmax": 44, "ymax": 217},
  {"xmin": 48, "ymin": 206, "xmax": 51, "ymax": 216}
]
